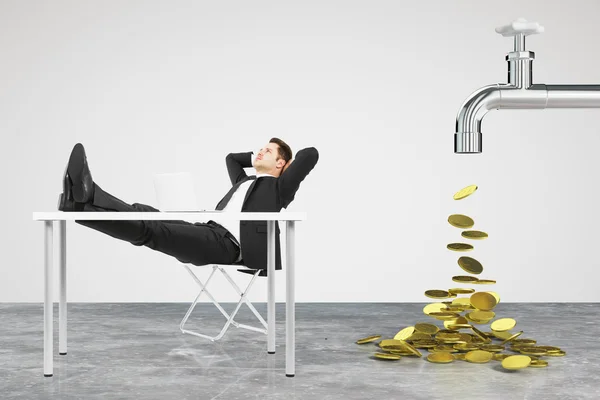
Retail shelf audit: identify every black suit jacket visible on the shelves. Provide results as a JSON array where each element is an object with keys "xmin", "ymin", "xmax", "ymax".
[{"xmin": 215, "ymin": 147, "xmax": 319, "ymax": 271}]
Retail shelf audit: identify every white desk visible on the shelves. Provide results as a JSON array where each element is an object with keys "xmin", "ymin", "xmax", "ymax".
[{"xmin": 32, "ymin": 211, "xmax": 306, "ymax": 378}]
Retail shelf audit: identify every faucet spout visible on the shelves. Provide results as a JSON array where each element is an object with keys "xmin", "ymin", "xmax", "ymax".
[{"xmin": 455, "ymin": 84, "xmax": 600, "ymax": 153}]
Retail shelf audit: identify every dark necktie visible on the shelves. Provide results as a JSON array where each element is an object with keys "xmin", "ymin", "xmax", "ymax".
[{"xmin": 215, "ymin": 176, "xmax": 256, "ymax": 211}]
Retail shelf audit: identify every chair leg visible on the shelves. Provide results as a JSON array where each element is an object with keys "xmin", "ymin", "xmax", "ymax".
[
  {"xmin": 180, "ymin": 266, "xmax": 238, "ymax": 341},
  {"xmin": 179, "ymin": 265, "xmax": 268, "ymax": 342}
]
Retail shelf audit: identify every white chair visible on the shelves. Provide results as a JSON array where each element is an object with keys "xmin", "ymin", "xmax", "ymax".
[
  {"xmin": 179, "ymin": 264, "xmax": 268, "ymax": 341},
  {"xmin": 153, "ymin": 172, "xmax": 270, "ymax": 342}
]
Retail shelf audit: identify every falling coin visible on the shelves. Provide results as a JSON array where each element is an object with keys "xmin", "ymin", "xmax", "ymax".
[
  {"xmin": 423, "ymin": 303, "xmax": 447, "ymax": 315},
  {"xmin": 465, "ymin": 350, "xmax": 493, "ymax": 363},
  {"xmin": 486, "ymin": 292, "xmax": 500, "ymax": 303},
  {"xmin": 425, "ymin": 290, "xmax": 451, "ymax": 299},
  {"xmin": 529, "ymin": 359, "xmax": 549, "ymax": 368},
  {"xmin": 430, "ymin": 312, "xmax": 461, "ymax": 320},
  {"xmin": 452, "ymin": 275, "xmax": 479, "ymax": 283},
  {"xmin": 448, "ymin": 288, "xmax": 475, "ymax": 295},
  {"xmin": 501, "ymin": 331, "xmax": 524, "ymax": 345},
  {"xmin": 427, "ymin": 352, "xmax": 455, "ymax": 363},
  {"xmin": 472, "ymin": 279, "xmax": 496, "ymax": 285},
  {"xmin": 457, "ymin": 256, "xmax": 483, "ymax": 275},
  {"xmin": 448, "ymin": 214, "xmax": 475, "ymax": 229},
  {"xmin": 470, "ymin": 292, "xmax": 497, "ymax": 311},
  {"xmin": 453, "ymin": 185, "xmax": 478, "ymax": 200},
  {"xmin": 414, "ymin": 323, "xmax": 440, "ymax": 335},
  {"xmin": 466, "ymin": 310, "xmax": 495, "ymax": 323},
  {"xmin": 374, "ymin": 352, "xmax": 401, "ymax": 360},
  {"xmin": 461, "ymin": 230, "xmax": 488, "ymax": 240},
  {"xmin": 502, "ymin": 355, "xmax": 531, "ymax": 370},
  {"xmin": 491, "ymin": 318, "xmax": 517, "ymax": 332},
  {"xmin": 356, "ymin": 335, "xmax": 381, "ymax": 344},
  {"xmin": 492, "ymin": 331, "xmax": 514, "ymax": 340},
  {"xmin": 447, "ymin": 243, "xmax": 474, "ymax": 252},
  {"xmin": 394, "ymin": 327, "xmax": 415, "ymax": 341}
]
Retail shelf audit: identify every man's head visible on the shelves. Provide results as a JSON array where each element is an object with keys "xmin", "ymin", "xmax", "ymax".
[{"xmin": 253, "ymin": 137, "xmax": 293, "ymax": 177}]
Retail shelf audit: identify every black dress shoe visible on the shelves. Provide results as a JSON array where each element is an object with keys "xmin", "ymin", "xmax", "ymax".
[
  {"xmin": 67, "ymin": 143, "xmax": 94, "ymax": 203},
  {"xmin": 57, "ymin": 193, "xmax": 84, "ymax": 212}
]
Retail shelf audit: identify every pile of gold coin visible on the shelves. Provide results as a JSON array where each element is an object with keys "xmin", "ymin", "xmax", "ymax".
[{"xmin": 356, "ymin": 184, "xmax": 565, "ymax": 370}]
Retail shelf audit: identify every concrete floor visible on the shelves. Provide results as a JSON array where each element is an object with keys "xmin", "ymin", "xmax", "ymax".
[{"xmin": 0, "ymin": 303, "xmax": 599, "ymax": 400}]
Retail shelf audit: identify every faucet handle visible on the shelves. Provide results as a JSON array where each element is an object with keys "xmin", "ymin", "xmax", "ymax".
[{"xmin": 495, "ymin": 18, "xmax": 545, "ymax": 37}]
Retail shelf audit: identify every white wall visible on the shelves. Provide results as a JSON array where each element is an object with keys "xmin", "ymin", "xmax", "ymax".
[{"xmin": 2, "ymin": 0, "xmax": 599, "ymax": 303}]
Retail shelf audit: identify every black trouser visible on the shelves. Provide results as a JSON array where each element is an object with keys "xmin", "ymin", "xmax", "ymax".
[{"xmin": 75, "ymin": 184, "xmax": 240, "ymax": 266}]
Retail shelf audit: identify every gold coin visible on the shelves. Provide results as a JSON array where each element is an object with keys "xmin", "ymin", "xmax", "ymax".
[
  {"xmin": 492, "ymin": 330, "xmax": 514, "ymax": 340},
  {"xmin": 502, "ymin": 355, "xmax": 531, "ymax": 370},
  {"xmin": 356, "ymin": 335, "xmax": 381, "ymax": 344},
  {"xmin": 436, "ymin": 332, "xmax": 462, "ymax": 340},
  {"xmin": 399, "ymin": 340, "xmax": 423, "ymax": 357},
  {"xmin": 470, "ymin": 326, "xmax": 491, "ymax": 342},
  {"xmin": 427, "ymin": 352, "xmax": 455, "ymax": 363},
  {"xmin": 486, "ymin": 291, "xmax": 500, "ymax": 303},
  {"xmin": 411, "ymin": 340, "xmax": 438, "ymax": 349},
  {"xmin": 452, "ymin": 275, "xmax": 479, "ymax": 283},
  {"xmin": 374, "ymin": 352, "xmax": 401, "ymax": 360},
  {"xmin": 444, "ymin": 316, "xmax": 468, "ymax": 329},
  {"xmin": 447, "ymin": 323, "xmax": 472, "ymax": 330},
  {"xmin": 429, "ymin": 312, "xmax": 460, "ymax": 320},
  {"xmin": 447, "ymin": 243, "xmax": 474, "ymax": 252},
  {"xmin": 513, "ymin": 339, "xmax": 536, "ymax": 345},
  {"xmin": 466, "ymin": 310, "xmax": 495, "ymax": 322},
  {"xmin": 544, "ymin": 350, "xmax": 566, "ymax": 357},
  {"xmin": 529, "ymin": 359, "xmax": 549, "ymax": 368},
  {"xmin": 501, "ymin": 331, "xmax": 523, "ymax": 344},
  {"xmin": 394, "ymin": 326, "xmax": 415, "ymax": 340},
  {"xmin": 470, "ymin": 292, "xmax": 497, "ymax": 311},
  {"xmin": 461, "ymin": 230, "xmax": 488, "ymax": 240},
  {"xmin": 457, "ymin": 256, "xmax": 483, "ymax": 275},
  {"xmin": 452, "ymin": 298, "xmax": 472, "ymax": 306},
  {"xmin": 454, "ymin": 343, "xmax": 479, "ymax": 351},
  {"xmin": 518, "ymin": 347, "xmax": 547, "ymax": 356},
  {"xmin": 465, "ymin": 350, "xmax": 493, "ymax": 363},
  {"xmin": 453, "ymin": 185, "xmax": 478, "ymax": 200},
  {"xmin": 535, "ymin": 346, "xmax": 561, "ymax": 351},
  {"xmin": 448, "ymin": 214, "xmax": 475, "ymax": 228},
  {"xmin": 414, "ymin": 323, "xmax": 439, "ymax": 335},
  {"xmin": 472, "ymin": 279, "xmax": 496, "ymax": 285},
  {"xmin": 453, "ymin": 353, "xmax": 467, "ymax": 360},
  {"xmin": 431, "ymin": 345, "xmax": 458, "ymax": 353},
  {"xmin": 478, "ymin": 344, "xmax": 505, "ymax": 353},
  {"xmin": 379, "ymin": 339, "xmax": 405, "ymax": 348},
  {"xmin": 491, "ymin": 318, "xmax": 517, "ymax": 332},
  {"xmin": 425, "ymin": 290, "xmax": 450, "ymax": 299},
  {"xmin": 423, "ymin": 303, "xmax": 446, "ymax": 315},
  {"xmin": 407, "ymin": 332, "xmax": 432, "ymax": 341},
  {"xmin": 448, "ymin": 288, "xmax": 475, "ymax": 295}
]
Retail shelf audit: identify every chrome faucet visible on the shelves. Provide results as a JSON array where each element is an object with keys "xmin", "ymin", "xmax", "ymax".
[{"xmin": 454, "ymin": 18, "xmax": 600, "ymax": 153}]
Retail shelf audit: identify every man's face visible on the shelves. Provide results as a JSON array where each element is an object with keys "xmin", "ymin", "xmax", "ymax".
[{"xmin": 254, "ymin": 142, "xmax": 284, "ymax": 172}]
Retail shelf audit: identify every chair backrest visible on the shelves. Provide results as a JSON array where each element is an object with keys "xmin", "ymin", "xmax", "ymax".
[{"xmin": 153, "ymin": 172, "xmax": 200, "ymax": 212}]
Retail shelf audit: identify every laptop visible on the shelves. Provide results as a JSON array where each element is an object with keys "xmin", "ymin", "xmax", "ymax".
[{"xmin": 153, "ymin": 172, "xmax": 203, "ymax": 212}]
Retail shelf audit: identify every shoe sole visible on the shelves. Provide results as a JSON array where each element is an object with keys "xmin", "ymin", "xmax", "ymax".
[{"xmin": 67, "ymin": 143, "xmax": 87, "ymax": 202}]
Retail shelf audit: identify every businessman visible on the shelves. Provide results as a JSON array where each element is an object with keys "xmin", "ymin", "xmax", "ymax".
[{"xmin": 58, "ymin": 139, "xmax": 319, "ymax": 274}]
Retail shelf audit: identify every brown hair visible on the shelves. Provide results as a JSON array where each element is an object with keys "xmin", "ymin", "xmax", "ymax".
[{"xmin": 269, "ymin": 137, "xmax": 293, "ymax": 163}]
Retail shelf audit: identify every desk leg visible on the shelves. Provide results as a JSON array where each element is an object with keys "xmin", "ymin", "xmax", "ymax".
[
  {"xmin": 44, "ymin": 221, "xmax": 53, "ymax": 377},
  {"xmin": 267, "ymin": 221, "xmax": 276, "ymax": 354},
  {"xmin": 286, "ymin": 221, "xmax": 295, "ymax": 377},
  {"xmin": 59, "ymin": 220, "xmax": 67, "ymax": 355}
]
